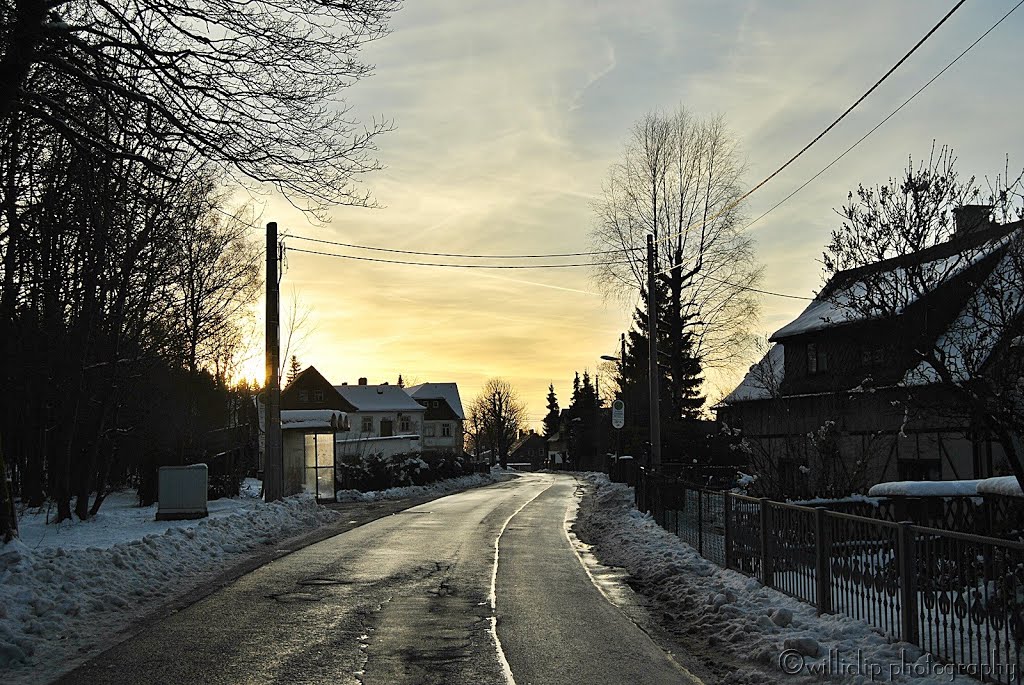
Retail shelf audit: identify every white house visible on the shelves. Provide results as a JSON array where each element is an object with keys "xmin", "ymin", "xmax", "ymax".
[
  {"xmin": 334, "ymin": 381, "xmax": 426, "ymax": 458},
  {"xmin": 404, "ymin": 383, "xmax": 465, "ymax": 454}
]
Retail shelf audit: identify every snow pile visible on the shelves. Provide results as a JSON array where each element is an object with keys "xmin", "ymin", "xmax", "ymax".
[
  {"xmin": 0, "ymin": 489, "xmax": 341, "ymax": 679},
  {"xmin": 335, "ymin": 469, "xmax": 511, "ymax": 502},
  {"xmin": 976, "ymin": 476, "xmax": 1024, "ymax": 498},
  {"xmin": 868, "ymin": 480, "xmax": 984, "ymax": 498},
  {"xmin": 574, "ymin": 474, "xmax": 951, "ymax": 683},
  {"xmin": 868, "ymin": 477, "xmax": 1023, "ymax": 498}
]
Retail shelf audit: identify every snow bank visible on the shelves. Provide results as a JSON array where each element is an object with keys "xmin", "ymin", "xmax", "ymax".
[
  {"xmin": 574, "ymin": 474, "xmax": 951, "ymax": 683},
  {"xmin": 335, "ymin": 469, "xmax": 511, "ymax": 502},
  {"xmin": 868, "ymin": 477, "xmax": 1023, "ymax": 498},
  {"xmin": 976, "ymin": 475, "xmax": 1024, "ymax": 498},
  {"xmin": 0, "ymin": 487, "xmax": 341, "ymax": 681},
  {"xmin": 868, "ymin": 479, "xmax": 984, "ymax": 497}
]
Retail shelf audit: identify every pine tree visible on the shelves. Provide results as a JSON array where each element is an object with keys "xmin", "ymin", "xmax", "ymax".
[
  {"xmin": 542, "ymin": 384, "xmax": 560, "ymax": 438},
  {"xmin": 397, "ymin": 374, "xmax": 405, "ymax": 388},
  {"xmin": 286, "ymin": 355, "xmax": 302, "ymax": 386},
  {"xmin": 617, "ymin": 277, "xmax": 705, "ymax": 458}
]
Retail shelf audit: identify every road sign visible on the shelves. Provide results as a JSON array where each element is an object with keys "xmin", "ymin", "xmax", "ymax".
[{"xmin": 611, "ymin": 400, "xmax": 625, "ymax": 429}]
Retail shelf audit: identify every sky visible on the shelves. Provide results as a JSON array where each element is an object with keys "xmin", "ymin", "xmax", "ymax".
[{"xmin": 240, "ymin": 0, "xmax": 1024, "ymax": 429}]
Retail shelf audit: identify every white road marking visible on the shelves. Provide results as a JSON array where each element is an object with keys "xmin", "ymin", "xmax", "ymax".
[{"xmin": 488, "ymin": 477, "xmax": 555, "ymax": 685}]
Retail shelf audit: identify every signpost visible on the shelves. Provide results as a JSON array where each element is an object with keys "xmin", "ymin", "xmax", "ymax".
[{"xmin": 611, "ymin": 400, "xmax": 625, "ymax": 429}]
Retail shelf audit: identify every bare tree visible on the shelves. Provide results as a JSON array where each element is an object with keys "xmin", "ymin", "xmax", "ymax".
[
  {"xmin": 467, "ymin": 378, "xmax": 527, "ymax": 469},
  {"xmin": 171, "ymin": 184, "xmax": 262, "ymax": 377},
  {"xmin": 822, "ymin": 145, "xmax": 1024, "ymax": 491},
  {"xmin": 1, "ymin": 0, "xmax": 399, "ymax": 216},
  {"xmin": 591, "ymin": 107, "xmax": 763, "ymax": 419}
]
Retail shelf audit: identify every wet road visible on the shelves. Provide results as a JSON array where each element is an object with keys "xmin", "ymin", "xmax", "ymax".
[{"xmin": 56, "ymin": 473, "xmax": 700, "ymax": 684}]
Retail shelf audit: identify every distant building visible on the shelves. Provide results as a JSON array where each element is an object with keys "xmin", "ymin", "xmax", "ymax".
[
  {"xmin": 404, "ymin": 383, "xmax": 466, "ymax": 455},
  {"xmin": 509, "ymin": 430, "xmax": 546, "ymax": 470}
]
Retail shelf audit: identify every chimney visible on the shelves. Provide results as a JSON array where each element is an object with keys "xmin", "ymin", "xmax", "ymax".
[
  {"xmin": 953, "ymin": 205, "xmax": 993, "ymax": 235},
  {"xmin": 342, "ymin": 382, "xmax": 348, "ymax": 386},
  {"xmin": 358, "ymin": 377, "xmax": 367, "ymax": 386}
]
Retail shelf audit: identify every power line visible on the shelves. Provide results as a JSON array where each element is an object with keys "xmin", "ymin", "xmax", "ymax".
[
  {"xmin": 653, "ymin": 0, "xmax": 969, "ymax": 250},
  {"xmin": 742, "ymin": 0, "xmax": 1024, "ymax": 231},
  {"xmin": 286, "ymin": 246, "xmax": 631, "ymax": 269},
  {"xmin": 287, "ymin": 234, "xmax": 638, "ymax": 259}
]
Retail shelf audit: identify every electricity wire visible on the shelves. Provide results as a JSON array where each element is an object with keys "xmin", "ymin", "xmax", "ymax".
[
  {"xmin": 740, "ymin": 0, "xmax": 1024, "ymax": 232},
  {"xmin": 651, "ymin": 0, "xmax": 969, "ymax": 251}
]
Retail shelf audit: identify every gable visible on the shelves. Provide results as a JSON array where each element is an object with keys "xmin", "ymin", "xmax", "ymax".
[{"xmin": 282, "ymin": 366, "xmax": 357, "ymax": 412}]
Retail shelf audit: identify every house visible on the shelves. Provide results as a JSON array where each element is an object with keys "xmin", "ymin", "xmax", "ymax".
[
  {"xmin": 718, "ymin": 209, "xmax": 1024, "ymax": 493},
  {"xmin": 334, "ymin": 380, "xmax": 426, "ymax": 458},
  {"xmin": 509, "ymin": 430, "xmax": 546, "ymax": 470},
  {"xmin": 404, "ymin": 383, "xmax": 466, "ymax": 455}
]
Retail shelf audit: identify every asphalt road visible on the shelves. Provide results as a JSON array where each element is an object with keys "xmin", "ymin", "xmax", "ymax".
[{"xmin": 55, "ymin": 473, "xmax": 701, "ymax": 685}]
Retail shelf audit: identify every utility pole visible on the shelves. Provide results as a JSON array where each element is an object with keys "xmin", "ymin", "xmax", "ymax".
[
  {"xmin": 264, "ymin": 222, "xmax": 283, "ymax": 501},
  {"xmin": 646, "ymin": 234, "xmax": 662, "ymax": 467}
]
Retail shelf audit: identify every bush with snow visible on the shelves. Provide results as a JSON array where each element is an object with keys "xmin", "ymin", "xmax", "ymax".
[{"xmin": 336, "ymin": 450, "xmax": 476, "ymax": 491}]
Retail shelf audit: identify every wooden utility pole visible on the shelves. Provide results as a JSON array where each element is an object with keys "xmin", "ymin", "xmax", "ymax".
[
  {"xmin": 646, "ymin": 234, "xmax": 662, "ymax": 467},
  {"xmin": 264, "ymin": 222, "xmax": 283, "ymax": 501}
]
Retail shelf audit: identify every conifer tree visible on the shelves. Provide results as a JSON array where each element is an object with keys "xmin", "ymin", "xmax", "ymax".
[
  {"xmin": 286, "ymin": 355, "xmax": 302, "ymax": 386},
  {"xmin": 543, "ymin": 384, "xmax": 560, "ymax": 438}
]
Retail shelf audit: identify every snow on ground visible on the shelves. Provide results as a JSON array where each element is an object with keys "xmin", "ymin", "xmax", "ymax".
[
  {"xmin": 1, "ymin": 471, "xmax": 506, "ymax": 684},
  {"xmin": 573, "ymin": 474, "xmax": 960, "ymax": 684},
  {"xmin": 335, "ymin": 468, "xmax": 515, "ymax": 502}
]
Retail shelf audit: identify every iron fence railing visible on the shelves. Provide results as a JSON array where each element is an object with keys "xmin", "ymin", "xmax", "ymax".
[{"xmin": 634, "ymin": 468, "xmax": 1024, "ymax": 684}]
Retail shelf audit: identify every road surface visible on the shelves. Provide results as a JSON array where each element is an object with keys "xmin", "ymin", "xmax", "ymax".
[{"xmin": 56, "ymin": 473, "xmax": 702, "ymax": 684}]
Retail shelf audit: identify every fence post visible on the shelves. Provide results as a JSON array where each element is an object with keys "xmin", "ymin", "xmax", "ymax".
[
  {"xmin": 814, "ymin": 507, "xmax": 831, "ymax": 614},
  {"xmin": 723, "ymin": 493, "xmax": 733, "ymax": 570},
  {"xmin": 697, "ymin": 488, "xmax": 704, "ymax": 556},
  {"xmin": 897, "ymin": 521, "xmax": 919, "ymax": 645},
  {"xmin": 759, "ymin": 498, "xmax": 773, "ymax": 588}
]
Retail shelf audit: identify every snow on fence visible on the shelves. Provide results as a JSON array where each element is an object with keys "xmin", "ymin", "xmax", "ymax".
[{"xmin": 635, "ymin": 469, "xmax": 1024, "ymax": 684}]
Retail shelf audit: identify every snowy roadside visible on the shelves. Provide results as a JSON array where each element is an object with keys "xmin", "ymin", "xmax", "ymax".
[
  {"xmin": 1, "ymin": 471, "xmax": 509, "ymax": 684},
  {"xmin": 335, "ymin": 469, "xmax": 515, "ymax": 502},
  {"xmin": 573, "ymin": 474, "xmax": 959, "ymax": 684}
]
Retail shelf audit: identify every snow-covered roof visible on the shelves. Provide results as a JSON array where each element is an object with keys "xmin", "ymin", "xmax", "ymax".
[
  {"xmin": 335, "ymin": 384, "xmax": 426, "ymax": 413},
  {"xmin": 721, "ymin": 344, "xmax": 784, "ymax": 404},
  {"xmin": 772, "ymin": 227, "xmax": 1014, "ymax": 342},
  {"xmin": 404, "ymin": 382, "xmax": 465, "ymax": 419},
  {"xmin": 281, "ymin": 409, "xmax": 348, "ymax": 431},
  {"xmin": 902, "ymin": 234, "xmax": 1024, "ymax": 387}
]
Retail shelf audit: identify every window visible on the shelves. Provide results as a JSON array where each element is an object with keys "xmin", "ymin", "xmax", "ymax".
[
  {"xmin": 431, "ymin": 400, "xmax": 439, "ymax": 408},
  {"xmin": 441, "ymin": 423, "xmax": 452, "ymax": 437},
  {"xmin": 298, "ymin": 390, "xmax": 309, "ymax": 402},
  {"xmin": 424, "ymin": 424, "xmax": 436, "ymax": 437},
  {"xmin": 400, "ymin": 416, "xmax": 410, "ymax": 432},
  {"xmin": 361, "ymin": 416, "xmax": 373, "ymax": 433},
  {"xmin": 313, "ymin": 389, "xmax": 324, "ymax": 402},
  {"xmin": 807, "ymin": 343, "xmax": 828, "ymax": 374}
]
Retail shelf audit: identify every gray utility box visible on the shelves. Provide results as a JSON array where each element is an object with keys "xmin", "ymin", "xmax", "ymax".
[{"xmin": 156, "ymin": 464, "xmax": 209, "ymax": 520}]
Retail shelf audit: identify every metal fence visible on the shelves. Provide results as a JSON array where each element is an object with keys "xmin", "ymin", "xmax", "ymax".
[{"xmin": 635, "ymin": 469, "xmax": 1024, "ymax": 684}]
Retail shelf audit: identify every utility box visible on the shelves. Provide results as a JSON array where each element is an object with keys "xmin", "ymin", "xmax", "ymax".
[{"xmin": 156, "ymin": 464, "xmax": 209, "ymax": 520}]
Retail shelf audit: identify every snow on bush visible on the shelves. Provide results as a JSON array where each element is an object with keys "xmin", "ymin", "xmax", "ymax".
[
  {"xmin": 573, "ymin": 474, "xmax": 952, "ymax": 683},
  {"xmin": 336, "ymin": 469, "xmax": 510, "ymax": 502},
  {"xmin": 0, "ymin": 492, "xmax": 341, "ymax": 680}
]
